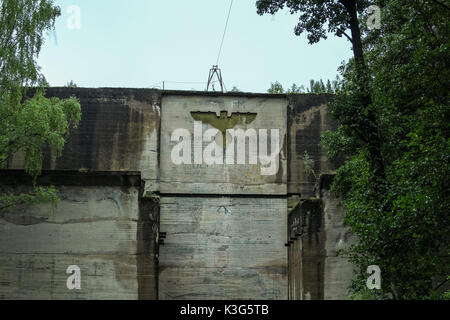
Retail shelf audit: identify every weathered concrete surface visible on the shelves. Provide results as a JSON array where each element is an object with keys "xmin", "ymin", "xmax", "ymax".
[
  {"xmin": 158, "ymin": 93, "xmax": 289, "ymax": 299},
  {"xmin": 287, "ymin": 199, "xmax": 325, "ymax": 300},
  {"xmin": 320, "ymin": 174, "xmax": 355, "ymax": 300},
  {"xmin": 7, "ymin": 88, "xmax": 161, "ymax": 193},
  {"xmin": 287, "ymin": 94, "xmax": 340, "ymax": 198},
  {"xmin": 159, "ymin": 196, "xmax": 287, "ymax": 299},
  {"xmin": 136, "ymin": 197, "xmax": 160, "ymax": 300},
  {"xmin": 0, "ymin": 254, "xmax": 139, "ymax": 299},
  {"xmin": 287, "ymin": 175, "xmax": 355, "ymax": 300},
  {"xmin": 0, "ymin": 173, "xmax": 158, "ymax": 299},
  {"xmin": 160, "ymin": 94, "xmax": 287, "ymax": 195},
  {"xmin": 1, "ymin": 89, "xmax": 354, "ymax": 300},
  {"xmin": 0, "ymin": 186, "xmax": 139, "ymax": 254}
]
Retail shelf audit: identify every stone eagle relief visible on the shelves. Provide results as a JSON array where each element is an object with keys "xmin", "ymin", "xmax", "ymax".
[
  {"xmin": 169, "ymin": 110, "xmax": 280, "ymax": 175},
  {"xmin": 190, "ymin": 110, "xmax": 257, "ymax": 147}
]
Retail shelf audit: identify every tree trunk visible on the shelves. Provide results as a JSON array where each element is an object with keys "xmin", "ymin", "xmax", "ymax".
[
  {"xmin": 346, "ymin": 0, "xmax": 366, "ymax": 71},
  {"xmin": 344, "ymin": 0, "xmax": 386, "ymax": 183}
]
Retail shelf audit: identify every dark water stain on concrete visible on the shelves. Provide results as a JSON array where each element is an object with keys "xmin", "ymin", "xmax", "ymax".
[
  {"xmin": 0, "ymin": 211, "xmax": 48, "ymax": 225},
  {"xmin": 36, "ymin": 88, "xmax": 162, "ymax": 172},
  {"xmin": 287, "ymin": 198, "xmax": 326, "ymax": 299},
  {"xmin": 136, "ymin": 184, "xmax": 159, "ymax": 300}
]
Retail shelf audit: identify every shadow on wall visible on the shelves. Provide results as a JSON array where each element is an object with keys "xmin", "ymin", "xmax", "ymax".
[{"xmin": 287, "ymin": 174, "xmax": 355, "ymax": 300}]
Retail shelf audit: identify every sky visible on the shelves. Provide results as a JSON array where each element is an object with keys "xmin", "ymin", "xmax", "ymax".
[{"xmin": 38, "ymin": 0, "xmax": 353, "ymax": 93}]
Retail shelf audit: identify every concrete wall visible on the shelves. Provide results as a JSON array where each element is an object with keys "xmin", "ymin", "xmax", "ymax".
[
  {"xmin": 1, "ymin": 88, "xmax": 353, "ymax": 300},
  {"xmin": 0, "ymin": 172, "xmax": 159, "ymax": 299},
  {"xmin": 160, "ymin": 94, "xmax": 287, "ymax": 195},
  {"xmin": 287, "ymin": 175, "xmax": 354, "ymax": 300},
  {"xmin": 320, "ymin": 175, "xmax": 355, "ymax": 300},
  {"xmin": 287, "ymin": 95, "xmax": 340, "ymax": 198},
  {"xmin": 287, "ymin": 198, "xmax": 324, "ymax": 299},
  {"xmin": 159, "ymin": 196, "xmax": 286, "ymax": 299},
  {"xmin": 159, "ymin": 94, "xmax": 288, "ymax": 299},
  {"xmin": 7, "ymin": 88, "xmax": 162, "ymax": 193}
]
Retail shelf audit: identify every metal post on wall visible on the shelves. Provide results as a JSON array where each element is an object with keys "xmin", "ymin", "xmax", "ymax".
[{"xmin": 206, "ymin": 65, "xmax": 224, "ymax": 92}]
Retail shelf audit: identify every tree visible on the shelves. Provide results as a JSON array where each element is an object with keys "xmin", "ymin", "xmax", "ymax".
[
  {"xmin": 326, "ymin": 79, "xmax": 333, "ymax": 93},
  {"xmin": 334, "ymin": 0, "xmax": 449, "ymax": 299},
  {"xmin": 258, "ymin": 0, "xmax": 450, "ymax": 299},
  {"xmin": 65, "ymin": 80, "xmax": 77, "ymax": 88},
  {"xmin": 257, "ymin": 0, "xmax": 385, "ymax": 182},
  {"xmin": 0, "ymin": 0, "xmax": 81, "ymax": 211},
  {"xmin": 267, "ymin": 81, "xmax": 284, "ymax": 93},
  {"xmin": 257, "ymin": 1, "xmax": 369, "ymax": 71},
  {"xmin": 307, "ymin": 79, "xmax": 328, "ymax": 93},
  {"xmin": 267, "ymin": 79, "xmax": 336, "ymax": 94}
]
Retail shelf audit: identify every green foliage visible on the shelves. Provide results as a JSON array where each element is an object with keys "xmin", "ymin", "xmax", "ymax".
[
  {"xmin": 302, "ymin": 150, "xmax": 317, "ymax": 180},
  {"xmin": 267, "ymin": 78, "xmax": 338, "ymax": 94},
  {"xmin": 258, "ymin": 0, "xmax": 450, "ymax": 299},
  {"xmin": 256, "ymin": 0, "xmax": 370, "ymax": 44},
  {"xmin": 0, "ymin": 0, "xmax": 60, "ymax": 102},
  {"xmin": 0, "ymin": 185, "xmax": 59, "ymax": 211},
  {"xmin": 307, "ymin": 79, "xmax": 338, "ymax": 93},
  {"xmin": 144, "ymin": 191, "xmax": 160, "ymax": 203},
  {"xmin": 286, "ymin": 83, "xmax": 305, "ymax": 94},
  {"xmin": 0, "ymin": 90, "xmax": 81, "ymax": 177},
  {"xmin": 326, "ymin": 1, "xmax": 450, "ymax": 299},
  {"xmin": 443, "ymin": 276, "xmax": 450, "ymax": 300},
  {"xmin": 267, "ymin": 81, "xmax": 284, "ymax": 93},
  {"xmin": 0, "ymin": 0, "xmax": 81, "ymax": 211},
  {"xmin": 65, "ymin": 80, "xmax": 77, "ymax": 88}
]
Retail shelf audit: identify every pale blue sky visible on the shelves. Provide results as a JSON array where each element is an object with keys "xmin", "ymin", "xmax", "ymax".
[{"xmin": 38, "ymin": 0, "xmax": 353, "ymax": 93}]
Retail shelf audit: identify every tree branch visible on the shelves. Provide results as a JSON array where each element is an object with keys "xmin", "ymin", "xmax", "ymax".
[
  {"xmin": 339, "ymin": 28, "xmax": 353, "ymax": 42},
  {"xmin": 434, "ymin": 278, "xmax": 449, "ymax": 291},
  {"xmin": 431, "ymin": 0, "xmax": 450, "ymax": 10}
]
